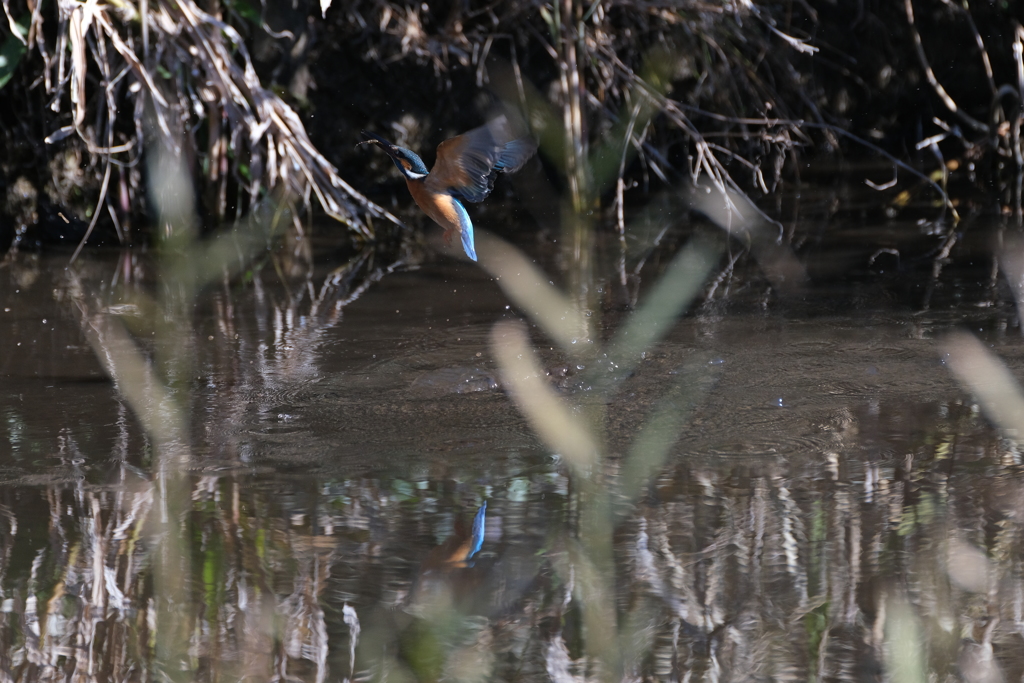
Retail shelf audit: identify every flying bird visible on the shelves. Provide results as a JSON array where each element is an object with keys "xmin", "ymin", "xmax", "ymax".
[{"xmin": 360, "ymin": 116, "xmax": 536, "ymax": 261}]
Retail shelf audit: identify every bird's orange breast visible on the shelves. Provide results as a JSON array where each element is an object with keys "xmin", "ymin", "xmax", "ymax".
[{"xmin": 406, "ymin": 179, "xmax": 464, "ymax": 233}]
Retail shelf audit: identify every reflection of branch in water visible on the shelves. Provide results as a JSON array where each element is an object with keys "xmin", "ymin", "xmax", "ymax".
[
  {"xmin": 67, "ymin": 272, "xmax": 187, "ymax": 450},
  {"xmin": 1, "ymin": 397, "xmax": 1022, "ymax": 681},
  {"xmin": 9, "ymin": 482, "xmax": 155, "ymax": 676},
  {"xmin": 240, "ymin": 250, "xmax": 408, "ymax": 394},
  {"xmin": 313, "ymin": 251, "xmax": 410, "ymax": 317},
  {"xmin": 922, "ymin": 220, "xmax": 960, "ymax": 311},
  {"xmin": 65, "ymin": 267, "xmax": 195, "ymax": 672},
  {"xmin": 280, "ymin": 550, "xmax": 333, "ymax": 683}
]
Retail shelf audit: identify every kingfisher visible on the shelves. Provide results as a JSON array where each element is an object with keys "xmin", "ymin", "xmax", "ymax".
[
  {"xmin": 360, "ymin": 116, "xmax": 536, "ymax": 261},
  {"xmin": 427, "ymin": 501, "xmax": 487, "ymax": 570},
  {"xmin": 407, "ymin": 502, "xmax": 488, "ymax": 610}
]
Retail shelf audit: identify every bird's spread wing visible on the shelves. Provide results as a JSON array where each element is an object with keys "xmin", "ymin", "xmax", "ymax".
[{"xmin": 426, "ymin": 116, "xmax": 537, "ymax": 203}]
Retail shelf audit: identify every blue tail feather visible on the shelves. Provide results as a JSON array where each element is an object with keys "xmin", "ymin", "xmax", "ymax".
[
  {"xmin": 461, "ymin": 226, "xmax": 477, "ymax": 261},
  {"xmin": 452, "ymin": 197, "xmax": 478, "ymax": 260},
  {"xmin": 467, "ymin": 501, "xmax": 486, "ymax": 559}
]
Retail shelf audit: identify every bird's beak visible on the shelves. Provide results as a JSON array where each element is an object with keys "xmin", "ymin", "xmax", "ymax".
[{"xmin": 357, "ymin": 131, "xmax": 398, "ymax": 156}]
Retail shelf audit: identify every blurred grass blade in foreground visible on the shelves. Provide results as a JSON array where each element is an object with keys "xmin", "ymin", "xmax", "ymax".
[
  {"xmin": 885, "ymin": 598, "xmax": 927, "ymax": 683},
  {"xmin": 942, "ymin": 331, "xmax": 1024, "ymax": 441},
  {"xmin": 618, "ymin": 362, "xmax": 713, "ymax": 508},
  {"xmin": 491, "ymin": 320, "xmax": 600, "ymax": 475},
  {"xmin": 478, "ymin": 232, "xmax": 590, "ymax": 356},
  {"xmin": 588, "ymin": 237, "xmax": 718, "ymax": 395},
  {"xmin": 68, "ymin": 146, "xmax": 296, "ymax": 681}
]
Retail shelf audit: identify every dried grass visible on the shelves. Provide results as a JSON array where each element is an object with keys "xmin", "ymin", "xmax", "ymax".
[
  {"xmin": 5, "ymin": 0, "xmax": 1023, "ymax": 259},
  {"xmin": 11, "ymin": 0, "xmax": 401, "ymax": 253}
]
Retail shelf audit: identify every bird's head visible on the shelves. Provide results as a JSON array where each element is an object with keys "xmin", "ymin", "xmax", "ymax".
[{"xmin": 359, "ymin": 131, "xmax": 429, "ymax": 180}]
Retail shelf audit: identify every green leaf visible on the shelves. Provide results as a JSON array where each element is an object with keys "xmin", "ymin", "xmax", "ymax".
[
  {"xmin": 228, "ymin": 0, "xmax": 261, "ymax": 24},
  {"xmin": 0, "ymin": 24, "xmax": 27, "ymax": 91}
]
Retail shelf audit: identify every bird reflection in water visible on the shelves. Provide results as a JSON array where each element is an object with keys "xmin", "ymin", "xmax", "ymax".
[{"xmin": 404, "ymin": 501, "xmax": 488, "ymax": 616}]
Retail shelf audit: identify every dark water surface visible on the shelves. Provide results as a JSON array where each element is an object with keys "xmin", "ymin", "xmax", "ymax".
[{"xmin": 2, "ymin": 228, "xmax": 1024, "ymax": 682}]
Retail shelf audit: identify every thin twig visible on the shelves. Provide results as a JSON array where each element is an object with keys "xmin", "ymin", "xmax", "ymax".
[
  {"xmin": 904, "ymin": 0, "xmax": 989, "ymax": 135},
  {"xmin": 70, "ymin": 160, "xmax": 111, "ymax": 263}
]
